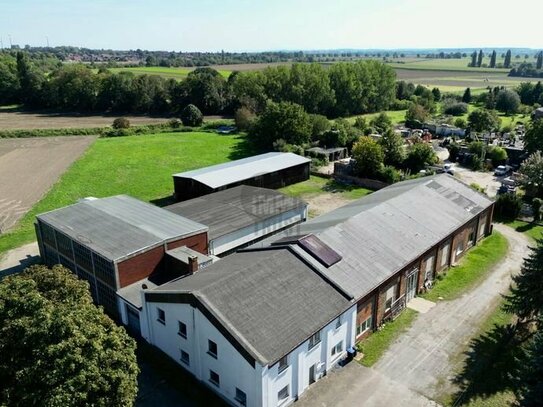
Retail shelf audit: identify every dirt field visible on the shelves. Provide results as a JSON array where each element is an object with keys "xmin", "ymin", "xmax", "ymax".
[
  {"xmin": 0, "ymin": 110, "xmax": 170, "ymax": 130},
  {"xmin": 0, "ymin": 136, "xmax": 96, "ymax": 233}
]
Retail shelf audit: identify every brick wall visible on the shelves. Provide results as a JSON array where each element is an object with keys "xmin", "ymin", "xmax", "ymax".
[
  {"xmin": 452, "ymin": 221, "xmax": 477, "ymax": 264},
  {"xmin": 167, "ymin": 232, "xmax": 208, "ymax": 254},
  {"xmin": 355, "ymin": 295, "xmax": 375, "ymax": 340}
]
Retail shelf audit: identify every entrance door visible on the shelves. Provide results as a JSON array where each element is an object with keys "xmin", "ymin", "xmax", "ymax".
[
  {"xmin": 309, "ymin": 364, "xmax": 316, "ymax": 385},
  {"xmin": 406, "ymin": 269, "xmax": 418, "ymax": 302},
  {"xmin": 126, "ymin": 305, "xmax": 141, "ymax": 336}
]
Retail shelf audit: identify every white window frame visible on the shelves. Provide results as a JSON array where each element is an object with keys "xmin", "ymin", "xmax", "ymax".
[
  {"xmin": 356, "ymin": 315, "xmax": 373, "ymax": 336},
  {"xmin": 308, "ymin": 331, "xmax": 321, "ymax": 350},
  {"xmin": 278, "ymin": 385, "xmax": 289, "ymax": 402},
  {"xmin": 385, "ymin": 284, "xmax": 397, "ymax": 312},
  {"xmin": 331, "ymin": 340, "xmax": 343, "ymax": 357},
  {"xmin": 441, "ymin": 242, "xmax": 450, "ymax": 267},
  {"xmin": 479, "ymin": 216, "xmax": 487, "ymax": 237},
  {"xmin": 456, "ymin": 239, "xmax": 464, "ymax": 256},
  {"xmin": 425, "ymin": 255, "xmax": 435, "ymax": 279},
  {"xmin": 335, "ymin": 316, "xmax": 341, "ymax": 329},
  {"xmin": 278, "ymin": 355, "xmax": 288, "ymax": 373}
]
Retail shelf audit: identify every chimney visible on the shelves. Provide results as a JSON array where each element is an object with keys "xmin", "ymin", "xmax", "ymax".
[{"xmin": 188, "ymin": 256, "xmax": 199, "ymax": 274}]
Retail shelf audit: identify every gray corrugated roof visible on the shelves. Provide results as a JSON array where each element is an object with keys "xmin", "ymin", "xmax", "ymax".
[
  {"xmin": 117, "ymin": 277, "xmax": 157, "ymax": 309},
  {"xmin": 165, "ymin": 185, "xmax": 307, "ymax": 240},
  {"xmin": 254, "ymin": 174, "xmax": 494, "ymax": 299},
  {"xmin": 38, "ymin": 195, "xmax": 208, "ymax": 262},
  {"xmin": 166, "ymin": 246, "xmax": 213, "ymax": 265},
  {"xmin": 172, "ymin": 152, "xmax": 311, "ymax": 189},
  {"xmin": 150, "ymin": 248, "xmax": 351, "ymax": 365}
]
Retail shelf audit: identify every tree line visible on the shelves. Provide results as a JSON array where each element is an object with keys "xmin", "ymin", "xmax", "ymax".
[{"xmin": 0, "ymin": 52, "xmax": 397, "ymax": 118}]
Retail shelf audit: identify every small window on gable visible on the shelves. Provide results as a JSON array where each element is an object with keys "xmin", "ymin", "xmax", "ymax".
[
  {"xmin": 235, "ymin": 388, "xmax": 247, "ymax": 406},
  {"xmin": 278, "ymin": 355, "xmax": 288, "ymax": 373},
  {"xmin": 157, "ymin": 308, "xmax": 165, "ymax": 324},
  {"xmin": 209, "ymin": 370, "xmax": 220, "ymax": 387},
  {"xmin": 180, "ymin": 350, "xmax": 190, "ymax": 365},
  {"xmin": 308, "ymin": 331, "xmax": 321, "ymax": 350},
  {"xmin": 178, "ymin": 321, "xmax": 187, "ymax": 338},
  {"xmin": 208, "ymin": 340, "xmax": 218, "ymax": 358}
]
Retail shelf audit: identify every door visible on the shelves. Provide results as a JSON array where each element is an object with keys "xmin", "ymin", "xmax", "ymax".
[
  {"xmin": 126, "ymin": 305, "xmax": 141, "ymax": 336},
  {"xmin": 406, "ymin": 269, "xmax": 418, "ymax": 302},
  {"xmin": 309, "ymin": 364, "xmax": 316, "ymax": 385}
]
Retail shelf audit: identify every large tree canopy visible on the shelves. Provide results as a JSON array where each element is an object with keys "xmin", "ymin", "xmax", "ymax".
[{"xmin": 0, "ymin": 265, "xmax": 139, "ymax": 407}]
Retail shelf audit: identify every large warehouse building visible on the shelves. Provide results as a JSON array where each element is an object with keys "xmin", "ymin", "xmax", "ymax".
[
  {"xmin": 166, "ymin": 185, "xmax": 308, "ymax": 255},
  {"xmin": 172, "ymin": 152, "xmax": 311, "ymax": 201}
]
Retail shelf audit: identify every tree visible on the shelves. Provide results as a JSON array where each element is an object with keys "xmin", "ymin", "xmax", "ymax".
[
  {"xmin": 468, "ymin": 109, "xmax": 500, "ymax": 132},
  {"xmin": 495, "ymin": 89, "xmax": 521, "ymax": 115},
  {"xmin": 404, "ymin": 142, "xmax": 436, "ymax": 172},
  {"xmin": 494, "ymin": 192, "xmax": 522, "ymax": 220},
  {"xmin": 234, "ymin": 106, "xmax": 256, "ymax": 131},
  {"xmin": 513, "ymin": 329, "xmax": 543, "ymax": 406},
  {"xmin": 378, "ymin": 130, "xmax": 405, "ymax": 167},
  {"xmin": 504, "ymin": 49, "xmax": 512, "ymax": 69},
  {"xmin": 454, "ymin": 117, "xmax": 467, "ymax": 129},
  {"xmin": 520, "ymin": 151, "xmax": 543, "ymax": 198},
  {"xmin": 524, "ymin": 119, "xmax": 543, "ymax": 154},
  {"xmin": 180, "ymin": 104, "xmax": 203, "ymax": 126},
  {"xmin": 0, "ymin": 265, "xmax": 138, "ymax": 406},
  {"xmin": 249, "ymin": 101, "xmax": 311, "ymax": 149},
  {"xmin": 443, "ymin": 100, "xmax": 469, "ymax": 116},
  {"xmin": 487, "ymin": 146, "xmax": 508, "ymax": 166},
  {"xmin": 503, "ymin": 238, "xmax": 543, "ymax": 325},
  {"xmin": 178, "ymin": 67, "xmax": 227, "ymax": 114},
  {"xmin": 370, "ymin": 112, "xmax": 393, "ymax": 134},
  {"xmin": 477, "ymin": 50, "xmax": 484, "ymax": 67},
  {"xmin": 470, "ymin": 51, "xmax": 477, "ymax": 67},
  {"xmin": 517, "ymin": 82, "xmax": 536, "ymax": 105},
  {"xmin": 490, "ymin": 50, "xmax": 497, "ymax": 68},
  {"xmin": 431, "ymin": 87, "xmax": 441, "ymax": 102},
  {"xmin": 462, "ymin": 87, "xmax": 472, "ymax": 103},
  {"xmin": 538, "ymin": 51, "xmax": 543, "ymax": 70},
  {"xmin": 308, "ymin": 114, "xmax": 331, "ymax": 139},
  {"xmin": 112, "ymin": 117, "xmax": 130, "ymax": 129},
  {"xmin": 351, "ymin": 136, "xmax": 385, "ymax": 177},
  {"xmin": 533, "ymin": 198, "xmax": 543, "ymax": 222},
  {"xmin": 404, "ymin": 103, "xmax": 429, "ymax": 128}
]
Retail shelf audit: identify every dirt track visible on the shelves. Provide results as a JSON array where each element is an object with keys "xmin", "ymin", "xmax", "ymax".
[
  {"xmin": 0, "ymin": 136, "xmax": 96, "ymax": 233},
  {"xmin": 0, "ymin": 111, "xmax": 170, "ymax": 130}
]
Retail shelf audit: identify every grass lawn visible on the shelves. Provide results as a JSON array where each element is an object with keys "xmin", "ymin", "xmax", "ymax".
[
  {"xmin": 346, "ymin": 109, "xmax": 407, "ymax": 126},
  {"xmin": 279, "ymin": 175, "xmax": 372, "ymax": 201},
  {"xmin": 0, "ymin": 132, "xmax": 244, "ymax": 256},
  {"xmin": 421, "ymin": 232, "xmax": 508, "ymax": 302},
  {"xmin": 107, "ymin": 66, "xmax": 232, "ymax": 80},
  {"xmin": 356, "ymin": 308, "xmax": 418, "ymax": 367},
  {"xmin": 502, "ymin": 220, "xmax": 543, "ymax": 242}
]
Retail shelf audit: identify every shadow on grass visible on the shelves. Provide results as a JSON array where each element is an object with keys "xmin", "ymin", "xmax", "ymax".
[
  {"xmin": 227, "ymin": 134, "xmax": 259, "ymax": 161},
  {"xmin": 323, "ymin": 180, "xmax": 364, "ymax": 193},
  {"xmin": 451, "ymin": 323, "xmax": 522, "ymax": 405}
]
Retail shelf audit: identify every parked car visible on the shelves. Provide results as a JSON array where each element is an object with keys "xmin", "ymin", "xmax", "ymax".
[
  {"xmin": 494, "ymin": 165, "xmax": 512, "ymax": 176},
  {"xmin": 497, "ymin": 184, "xmax": 516, "ymax": 195}
]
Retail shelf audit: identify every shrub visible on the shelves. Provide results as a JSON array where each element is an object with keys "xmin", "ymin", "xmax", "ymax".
[
  {"xmin": 308, "ymin": 114, "xmax": 331, "ymax": 139},
  {"xmin": 168, "ymin": 118, "xmax": 183, "ymax": 128},
  {"xmin": 112, "ymin": 117, "xmax": 131, "ymax": 129},
  {"xmin": 470, "ymin": 155, "xmax": 483, "ymax": 171},
  {"xmin": 487, "ymin": 146, "xmax": 508, "ymax": 167},
  {"xmin": 447, "ymin": 143, "xmax": 461, "ymax": 162},
  {"xmin": 379, "ymin": 165, "xmax": 401, "ymax": 183},
  {"xmin": 470, "ymin": 183, "xmax": 485, "ymax": 194},
  {"xmin": 532, "ymin": 198, "xmax": 542, "ymax": 222},
  {"xmin": 180, "ymin": 104, "xmax": 204, "ymax": 127},
  {"xmin": 495, "ymin": 193, "xmax": 522, "ymax": 220},
  {"xmin": 443, "ymin": 102, "xmax": 469, "ymax": 116},
  {"xmin": 454, "ymin": 118, "xmax": 467, "ymax": 129},
  {"xmin": 234, "ymin": 107, "xmax": 256, "ymax": 131}
]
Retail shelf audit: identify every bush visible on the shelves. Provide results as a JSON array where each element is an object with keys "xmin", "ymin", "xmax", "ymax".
[
  {"xmin": 308, "ymin": 114, "xmax": 331, "ymax": 139},
  {"xmin": 379, "ymin": 165, "xmax": 401, "ymax": 183},
  {"xmin": 443, "ymin": 102, "xmax": 469, "ymax": 116},
  {"xmin": 389, "ymin": 99, "xmax": 411, "ymax": 111},
  {"xmin": 112, "ymin": 117, "xmax": 131, "ymax": 129},
  {"xmin": 532, "ymin": 198, "xmax": 542, "ymax": 222},
  {"xmin": 168, "ymin": 118, "xmax": 183, "ymax": 128},
  {"xmin": 234, "ymin": 107, "xmax": 256, "ymax": 131},
  {"xmin": 487, "ymin": 146, "xmax": 508, "ymax": 166},
  {"xmin": 470, "ymin": 155, "xmax": 483, "ymax": 171},
  {"xmin": 180, "ymin": 104, "xmax": 204, "ymax": 127},
  {"xmin": 470, "ymin": 183, "xmax": 485, "ymax": 194},
  {"xmin": 495, "ymin": 193, "xmax": 522, "ymax": 220},
  {"xmin": 447, "ymin": 143, "xmax": 461, "ymax": 162}
]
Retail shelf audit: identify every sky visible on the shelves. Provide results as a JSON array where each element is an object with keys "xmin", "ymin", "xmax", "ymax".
[{"xmin": 0, "ymin": 0, "xmax": 542, "ymax": 52}]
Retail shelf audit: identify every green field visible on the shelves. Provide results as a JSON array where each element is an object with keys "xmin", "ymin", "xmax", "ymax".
[
  {"xmin": 387, "ymin": 58, "xmax": 511, "ymax": 73},
  {"xmin": 108, "ymin": 66, "xmax": 232, "ymax": 80},
  {"xmin": 279, "ymin": 175, "xmax": 372, "ymax": 201},
  {"xmin": 0, "ymin": 132, "xmax": 244, "ymax": 255},
  {"xmin": 347, "ymin": 109, "xmax": 407, "ymax": 126}
]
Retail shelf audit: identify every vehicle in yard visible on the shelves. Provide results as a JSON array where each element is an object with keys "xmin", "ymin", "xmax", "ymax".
[
  {"xmin": 443, "ymin": 163, "xmax": 455, "ymax": 175},
  {"xmin": 494, "ymin": 165, "xmax": 512, "ymax": 176}
]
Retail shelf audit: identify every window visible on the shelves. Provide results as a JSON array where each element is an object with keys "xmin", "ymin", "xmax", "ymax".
[
  {"xmin": 73, "ymin": 241, "xmax": 93, "ymax": 271},
  {"xmin": 93, "ymin": 254, "xmax": 116, "ymax": 287},
  {"xmin": 235, "ymin": 388, "xmax": 247, "ymax": 406},
  {"xmin": 468, "ymin": 228, "xmax": 475, "ymax": 246},
  {"xmin": 331, "ymin": 340, "xmax": 343, "ymax": 357},
  {"xmin": 278, "ymin": 385, "xmax": 289, "ymax": 402},
  {"xmin": 479, "ymin": 216, "xmax": 487, "ymax": 237},
  {"xmin": 356, "ymin": 316, "xmax": 373, "ymax": 336},
  {"xmin": 308, "ymin": 331, "xmax": 321, "ymax": 350},
  {"xmin": 157, "ymin": 308, "xmax": 165, "ymax": 324},
  {"xmin": 180, "ymin": 350, "xmax": 190, "ymax": 365},
  {"xmin": 278, "ymin": 355, "xmax": 288, "ymax": 373},
  {"xmin": 425, "ymin": 255, "xmax": 435, "ymax": 279},
  {"xmin": 385, "ymin": 284, "xmax": 397, "ymax": 311},
  {"xmin": 335, "ymin": 316, "xmax": 342, "ymax": 329},
  {"xmin": 40, "ymin": 222, "xmax": 57, "ymax": 248},
  {"xmin": 208, "ymin": 340, "xmax": 217, "ymax": 358},
  {"xmin": 55, "ymin": 231, "xmax": 73, "ymax": 258},
  {"xmin": 456, "ymin": 239, "xmax": 465, "ymax": 256},
  {"xmin": 441, "ymin": 243, "xmax": 450, "ymax": 267},
  {"xmin": 178, "ymin": 321, "xmax": 187, "ymax": 338},
  {"xmin": 209, "ymin": 370, "xmax": 220, "ymax": 387}
]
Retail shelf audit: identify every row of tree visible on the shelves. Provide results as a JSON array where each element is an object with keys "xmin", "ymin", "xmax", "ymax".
[
  {"xmin": 468, "ymin": 49, "xmax": 542, "ymax": 69},
  {"xmin": 0, "ymin": 52, "xmax": 397, "ymax": 117}
]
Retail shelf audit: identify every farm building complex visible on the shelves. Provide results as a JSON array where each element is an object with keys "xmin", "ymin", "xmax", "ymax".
[
  {"xmin": 172, "ymin": 152, "xmax": 311, "ymax": 201},
  {"xmin": 35, "ymin": 156, "xmax": 494, "ymax": 407}
]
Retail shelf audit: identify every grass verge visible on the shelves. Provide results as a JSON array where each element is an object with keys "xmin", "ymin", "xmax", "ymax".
[
  {"xmin": 502, "ymin": 220, "xmax": 543, "ymax": 242},
  {"xmin": 279, "ymin": 175, "xmax": 372, "ymax": 200},
  {"xmin": 356, "ymin": 308, "xmax": 419, "ymax": 367},
  {"xmin": 0, "ymin": 132, "xmax": 244, "ymax": 256},
  {"xmin": 421, "ymin": 232, "xmax": 508, "ymax": 302}
]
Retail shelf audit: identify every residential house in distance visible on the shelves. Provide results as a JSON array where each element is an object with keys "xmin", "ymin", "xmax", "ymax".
[{"xmin": 172, "ymin": 152, "xmax": 310, "ymax": 201}]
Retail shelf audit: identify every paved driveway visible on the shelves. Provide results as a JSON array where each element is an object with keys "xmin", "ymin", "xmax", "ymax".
[{"xmin": 298, "ymin": 224, "xmax": 529, "ymax": 406}]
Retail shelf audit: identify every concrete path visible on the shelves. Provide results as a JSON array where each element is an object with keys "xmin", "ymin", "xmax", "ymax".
[
  {"xmin": 296, "ymin": 362, "xmax": 438, "ymax": 407},
  {"xmin": 407, "ymin": 297, "xmax": 436, "ymax": 314},
  {"xmin": 374, "ymin": 224, "xmax": 530, "ymax": 400},
  {"xmin": 0, "ymin": 242, "xmax": 40, "ymax": 278}
]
